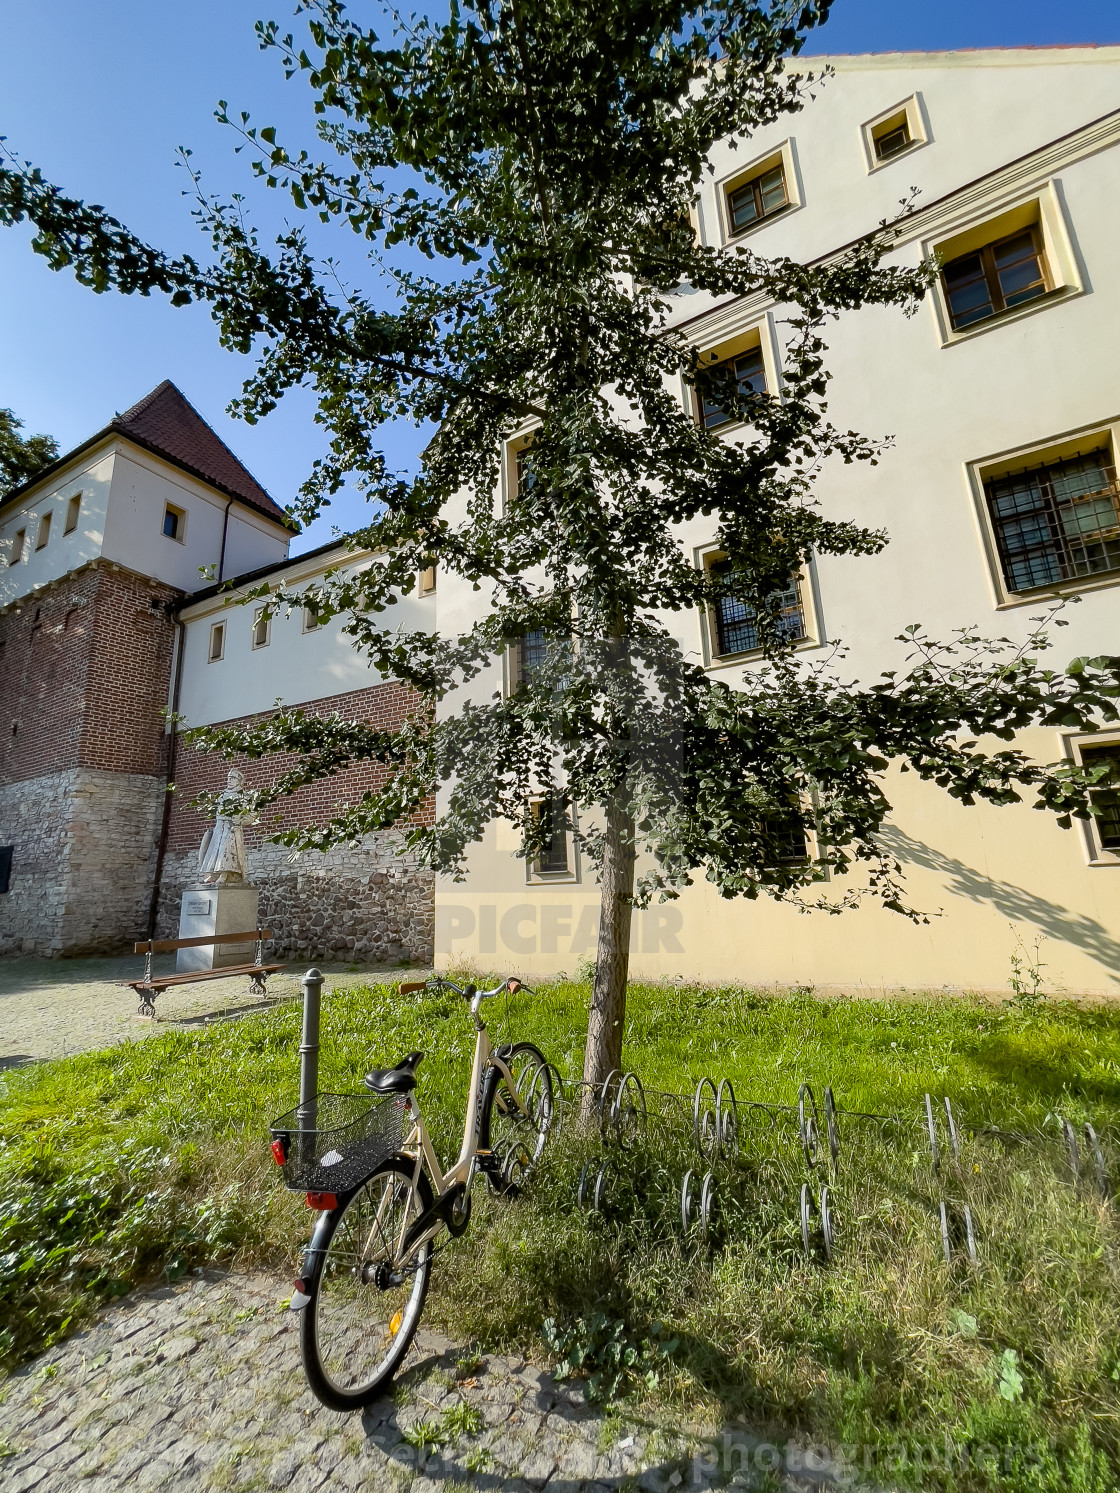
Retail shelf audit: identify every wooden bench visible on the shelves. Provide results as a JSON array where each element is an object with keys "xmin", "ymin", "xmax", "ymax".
[{"xmin": 119, "ymin": 929, "xmax": 285, "ymax": 1018}]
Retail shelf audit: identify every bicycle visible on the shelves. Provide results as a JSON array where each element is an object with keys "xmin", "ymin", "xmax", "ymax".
[{"xmin": 268, "ymin": 975, "xmax": 556, "ymax": 1410}]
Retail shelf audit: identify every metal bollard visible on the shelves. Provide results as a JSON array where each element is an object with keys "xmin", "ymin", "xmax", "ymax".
[{"xmin": 299, "ymin": 967, "xmax": 323, "ymax": 1111}]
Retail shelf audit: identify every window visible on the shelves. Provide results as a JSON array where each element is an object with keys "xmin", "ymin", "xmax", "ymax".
[
  {"xmin": 942, "ymin": 226, "xmax": 1049, "ymax": 331},
  {"xmin": 707, "ymin": 559, "xmax": 806, "ymax": 658},
  {"xmin": 698, "ymin": 347, "xmax": 767, "ymax": 430},
  {"xmin": 531, "ymin": 796, "xmax": 570, "ymax": 877},
  {"xmin": 873, "ymin": 114, "xmax": 911, "ymax": 161},
  {"xmin": 163, "ymin": 503, "xmax": 185, "ymax": 541},
  {"xmin": 727, "ymin": 163, "xmax": 788, "ymax": 233},
  {"xmin": 1081, "ymin": 743, "xmax": 1120, "ymax": 852},
  {"xmin": 768, "ymin": 809, "xmax": 809, "ymax": 864},
  {"xmin": 64, "ymin": 494, "xmax": 81, "ymax": 534},
  {"xmin": 251, "ymin": 608, "xmax": 271, "ymax": 649},
  {"xmin": 0, "ymin": 845, "xmax": 12, "ymax": 895},
  {"xmin": 509, "ymin": 628, "xmax": 573, "ymax": 691},
  {"xmin": 985, "ymin": 449, "xmax": 1119, "ymax": 593},
  {"xmin": 35, "ymin": 513, "xmax": 51, "ymax": 550},
  {"xmin": 418, "ymin": 565, "xmax": 437, "ymax": 595},
  {"xmin": 208, "ymin": 622, "xmax": 226, "ymax": 662},
  {"xmin": 10, "ymin": 529, "xmax": 25, "ymax": 565},
  {"xmin": 302, "ymin": 605, "xmax": 324, "ymax": 633}
]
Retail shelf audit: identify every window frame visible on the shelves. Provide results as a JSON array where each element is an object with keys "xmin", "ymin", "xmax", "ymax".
[
  {"xmin": 525, "ymin": 794, "xmax": 580, "ymax": 885},
  {"xmin": 690, "ymin": 318, "xmax": 781, "ymax": 434},
  {"xmin": 418, "ymin": 564, "xmax": 437, "ymax": 595},
  {"xmin": 1061, "ymin": 732, "xmax": 1120, "ymax": 866},
  {"xmin": 35, "ymin": 512, "xmax": 51, "ymax": 551},
  {"xmin": 207, "ymin": 621, "xmax": 226, "ymax": 663},
  {"xmin": 941, "ymin": 224, "xmax": 1050, "ymax": 332},
  {"xmin": 64, "ymin": 493, "xmax": 81, "ymax": 535},
  {"xmin": 9, "ymin": 528, "xmax": 26, "ymax": 565},
  {"xmin": 714, "ymin": 140, "xmax": 801, "ymax": 245},
  {"xmin": 695, "ymin": 544, "xmax": 821, "ymax": 668},
  {"xmin": 162, "ymin": 502, "xmax": 186, "ymax": 543},
  {"xmin": 695, "ymin": 344, "xmax": 769, "ymax": 432},
  {"xmin": 967, "ymin": 420, "xmax": 1120, "ymax": 608},
  {"xmin": 926, "ymin": 184, "xmax": 1082, "ymax": 347},
  {"xmin": 251, "ymin": 606, "xmax": 271, "ymax": 650},
  {"xmin": 301, "ymin": 601, "xmax": 325, "ymax": 634},
  {"xmin": 860, "ymin": 94, "xmax": 929, "ymax": 173}
]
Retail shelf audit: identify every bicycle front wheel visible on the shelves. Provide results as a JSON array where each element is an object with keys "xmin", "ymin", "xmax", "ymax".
[{"xmin": 300, "ymin": 1157, "xmax": 433, "ymax": 1410}]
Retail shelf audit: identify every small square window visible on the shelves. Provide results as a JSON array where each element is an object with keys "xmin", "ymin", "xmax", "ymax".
[
  {"xmin": 163, "ymin": 503, "xmax": 185, "ymax": 541},
  {"xmin": 871, "ymin": 111, "xmax": 913, "ymax": 162},
  {"xmin": 727, "ymin": 163, "xmax": 789, "ymax": 234},
  {"xmin": 208, "ymin": 622, "xmax": 226, "ymax": 662},
  {"xmin": 35, "ymin": 513, "xmax": 51, "ymax": 550},
  {"xmin": 10, "ymin": 528, "xmax": 26, "ymax": 565},
  {"xmin": 64, "ymin": 494, "xmax": 81, "ymax": 534},
  {"xmin": 252, "ymin": 608, "xmax": 271, "ymax": 649}
]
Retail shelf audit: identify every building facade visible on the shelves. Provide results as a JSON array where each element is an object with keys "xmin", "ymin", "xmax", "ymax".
[
  {"xmin": 434, "ymin": 46, "xmax": 1120, "ymax": 995},
  {"xmin": 2, "ymin": 46, "xmax": 1119, "ymax": 993}
]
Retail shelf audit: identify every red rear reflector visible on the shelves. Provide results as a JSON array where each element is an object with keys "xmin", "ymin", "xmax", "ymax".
[
  {"xmin": 306, "ymin": 1191, "xmax": 337, "ymax": 1210},
  {"xmin": 293, "ymin": 1278, "xmax": 307, "ymax": 1294},
  {"xmin": 271, "ymin": 1139, "xmax": 287, "ymax": 1166}
]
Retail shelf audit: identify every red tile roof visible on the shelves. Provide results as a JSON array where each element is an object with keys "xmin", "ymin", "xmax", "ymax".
[{"xmin": 110, "ymin": 381, "xmax": 288, "ymax": 524}]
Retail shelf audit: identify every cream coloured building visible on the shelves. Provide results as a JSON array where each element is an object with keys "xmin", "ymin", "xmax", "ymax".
[{"xmin": 433, "ymin": 46, "xmax": 1120, "ymax": 995}]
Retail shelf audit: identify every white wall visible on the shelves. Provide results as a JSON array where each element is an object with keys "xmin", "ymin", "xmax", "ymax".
[
  {"xmin": 102, "ymin": 448, "xmax": 289, "ymax": 594},
  {"xmin": 177, "ymin": 549, "xmax": 437, "ymax": 727},
  {"xmin": 0, "ymin": 447, "xmax": 114, "ymax": 607}
]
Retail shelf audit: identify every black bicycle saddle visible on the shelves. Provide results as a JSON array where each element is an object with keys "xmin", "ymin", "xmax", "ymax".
[{"xmin": 364, "ymin": 1050, "xmax": 425, "ymax": 1095}]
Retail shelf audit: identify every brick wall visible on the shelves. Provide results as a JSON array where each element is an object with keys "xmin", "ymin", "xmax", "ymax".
[
  {"xmin": 0, "ymin": 562, "xmax": 180, "ymax": 788},
  {"xmin": 159, "ymin": 682, "xmax": 436, "ymax": 964}
]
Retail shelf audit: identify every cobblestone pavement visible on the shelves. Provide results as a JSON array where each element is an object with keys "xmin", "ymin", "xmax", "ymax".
[
  {"xmin": 0, "ymin": 1272, "xmax": 792, "ymax": 1493},
  {"xmin": 0, "ymin": 960, "xmax": 428, "ymax": 1069}
]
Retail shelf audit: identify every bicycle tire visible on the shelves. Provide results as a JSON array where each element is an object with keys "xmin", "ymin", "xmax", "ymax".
[
  {"xmin": 300, "ymin": 1157, "xmax": 434, "ymax": 1411},
  {"xmin": 479, "ymin": 1041, "xmax": 555, "ymax": 1188}
]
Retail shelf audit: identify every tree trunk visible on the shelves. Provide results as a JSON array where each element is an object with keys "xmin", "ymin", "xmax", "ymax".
[{"xmin": 583, "ymin": 791, "xmax": 636, "ymax": 1102}]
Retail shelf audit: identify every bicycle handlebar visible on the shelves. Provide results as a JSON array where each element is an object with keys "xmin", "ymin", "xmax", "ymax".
[{"xmin": 398, "ymin": 975, "xmax": 533, "ymax": 1000}]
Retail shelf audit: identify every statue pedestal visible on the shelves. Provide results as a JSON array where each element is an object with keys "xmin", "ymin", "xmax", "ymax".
[{"xmin": 177, "ymin": 884, "xmax": 261, "ymax": 972}]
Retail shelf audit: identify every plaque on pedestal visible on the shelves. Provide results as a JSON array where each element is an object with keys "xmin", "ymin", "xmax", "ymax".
[{"xmin": 177, "ymin": 884, "xmax": 261, "ymax": 971}]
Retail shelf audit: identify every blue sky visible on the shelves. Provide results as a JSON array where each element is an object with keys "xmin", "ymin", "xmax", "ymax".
[{"xmin": 2, "ymin": 1, "xmax": 1118, "ymax": 553}]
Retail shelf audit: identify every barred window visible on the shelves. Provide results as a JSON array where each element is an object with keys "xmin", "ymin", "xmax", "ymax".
[
  {"xmin": 942, "ymin": 227, "xmax": 1048, "ymax": 330},
  {"xmin": 1081, "ymin": 744, "xmax": 1120, "ymax": 850},
  {"xmin": 700, "ymin": 348, "xmax": 767, "ymax": 430},
  {"xmin": 709, "ymin": 561, "xmax": 805, "ymax": 657},
  {"xmin": 727, "ymin": 164, "xmax": 788, "ymax": 233},
  {"xmin": 985, "ymin": 450, "xmax": 1119, "ymax": 592}
]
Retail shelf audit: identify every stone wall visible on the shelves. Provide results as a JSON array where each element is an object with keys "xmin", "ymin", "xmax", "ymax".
[
  {"xmin": 156, "ymin": 839, "xmax": 434, "ymax": 966},
  {"xmin": 0, "ymin": 768, "xmax": 165, "ymax": 956}
]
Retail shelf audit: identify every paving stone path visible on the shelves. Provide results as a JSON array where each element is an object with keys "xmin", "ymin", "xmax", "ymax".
[
  {"xmin": 0, "ymin": 1272, "xmax": 790, "ymax": 1493},
  {"xmin": 0, "ymin": 959, "xmax": 424, "ymax": 1069}
]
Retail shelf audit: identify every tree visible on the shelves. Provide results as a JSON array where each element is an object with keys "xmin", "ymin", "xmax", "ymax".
[
  {"xmin": 0, "ymin": 408, "xmax": 58, "ymax": 494},
  {"xmin": 2, "ymin": 0, "xmax": 1117, "ymax": 1094}
]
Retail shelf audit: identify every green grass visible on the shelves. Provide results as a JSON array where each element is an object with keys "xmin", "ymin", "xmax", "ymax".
[{"xmin": 2, "ymin": 979, "xmax": 1120, "ymax": 1491}]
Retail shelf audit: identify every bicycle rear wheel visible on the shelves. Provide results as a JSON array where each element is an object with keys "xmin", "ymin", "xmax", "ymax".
[
  {"xmin": 300, "ymin": 1156, "xmax": 433, "ymax": 1410},
  {"xmin": 480, "ymin": 1041, "xmax": 555, "ymax": 1191}
]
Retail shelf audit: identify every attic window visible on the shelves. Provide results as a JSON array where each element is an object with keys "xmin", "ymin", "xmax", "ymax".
[
  {"xmin": 252, "ymin": 607, "xmax": 271, "ymax": 649},
  {"xmin": 10, "ymin": 529, "xmax": 25, "ymax": 565},
  {"xmin": 418, "ymin": 565, "xmax": 437, "ymax": 595},
  {"xmin": 35, "ymin": 513, "xmax": 51, "ymax": 551},
  {"xmin": 208, "ymin": 621, "xmax": 226, "ymax": 662},
  {"xmin": 163, "ymin": 503, "xmax": 185, "ymax": 542},
  {"xmin": 64, "ymin": 494, "xmax": 81, "ymax": 534}
]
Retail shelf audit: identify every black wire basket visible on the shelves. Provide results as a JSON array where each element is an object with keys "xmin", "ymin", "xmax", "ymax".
[{"xmin": 269, "ymin": 1093, "xmax": 405, "ymax": 1193}]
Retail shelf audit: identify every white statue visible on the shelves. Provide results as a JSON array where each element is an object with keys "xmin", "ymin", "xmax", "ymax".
[{"xmin": 197, "ymin": 768, "xmax": 252, "ymax": 885}]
